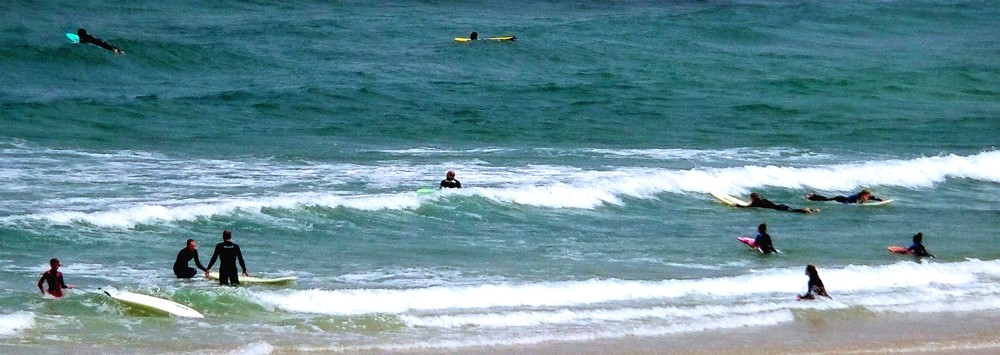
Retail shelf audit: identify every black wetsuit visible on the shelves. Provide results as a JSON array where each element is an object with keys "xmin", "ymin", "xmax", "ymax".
[
  {"xmin": 754, "ymin": 232, "xmax": 777, "ymax": 254},
  {"xmin": 78, "ymin": 32, "xmax": 120, "ymax": 52},
  {"xmin": 440, "ymin": 178, "xmax": 461, "ymax": 188},
  {"xmin": 908, "ymin": 243, "xmax": 934, "ymax": 257},
  {"xmin": 173, "ymin": 248, "xmax": 207, "ymax": 278},
  {"xmin": 38, "ymin": 271, "xmax": 68, "ymax": 297},
  {"xmin": 206, "ymin": 240, "xmax": 246, "ymax": 285},
  {"xmin": 808, "ymin": 192, "xmax": 883, "ymax": 204},
  {"xmin": 801, "ymin": 276, "xmax": 829, "ymax": 300},
  {"xmin": 747, "ymin": 198, "xmax": 810, "ymax": 213}
]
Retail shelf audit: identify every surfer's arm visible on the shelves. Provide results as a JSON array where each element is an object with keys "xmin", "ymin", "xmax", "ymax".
[
  {"xmin": 192, "ymin": 250, "xmax": 208, "ymax": 271},
  {"xmin": 205, "ymin": 246, "xmax": 220, "ymax": 271},
  {"xmin": 236, "ymin": 246, "xmax": 247, "ymax": 275},
  {"xmin": 37, "ymin": 274, "xmax": 45, "ymax": 293}
]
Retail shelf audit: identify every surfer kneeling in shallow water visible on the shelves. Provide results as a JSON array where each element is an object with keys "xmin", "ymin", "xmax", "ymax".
[
  {"xmin": 174, "ymin": 239, "xmax": 208, "ymax": 278},
  {"xmin": 76, "ymin": 28, "xmax": 124, "ymax": 55},
  {"xmin": 38, "ymin": 258, "xmax": 74, "ymax": 298},
  {"xmin": 797, "ymin": 264, "xmax": 831, "ymax": 300},
  {"xmin": 805, "ymin": 189, "xmax": 883, "ymax": 204},
  {"xmin": 740, "ymin": 192, "xmax": 813, "ymax": 213}
]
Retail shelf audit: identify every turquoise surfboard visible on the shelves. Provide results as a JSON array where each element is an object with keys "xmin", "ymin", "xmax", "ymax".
[{"xmin": 66, "ymin": 33, "xmax": 80, "ymax": 43}]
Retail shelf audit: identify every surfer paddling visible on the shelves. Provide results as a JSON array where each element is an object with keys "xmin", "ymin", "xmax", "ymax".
[
  {"xmin": 38, "ymin": 258, "xmax": 73, "ymax": 298},
  {"xmin": 205, "ymin": 230, "xmax": 248, "ymax": 285},
  {"xmin": 739, "ymin": 192, "xmax": 814, "ymax": 213},
  {"xmin": 805, "ymin": 189, "xmax": 883, "ymax": 204},
  {"xmin": 76, "ymin": 28, "xmax": 124, "ymax": 55}
]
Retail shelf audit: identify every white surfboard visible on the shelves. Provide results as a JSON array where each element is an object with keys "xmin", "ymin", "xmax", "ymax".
[
  {"xmin": 859, "ymin": 199, "xmax": 894, "ymax": 206},
  {"xmin": 207, "ymin": 274, "xmax": 297, "ymax": 284},
  {"xmin": 103, "ymin": 289, "xmax": 204, "ymax": 318},
  {"xmin": 710, "ymin": 192, "xmax": 750, "ymax": 207}
]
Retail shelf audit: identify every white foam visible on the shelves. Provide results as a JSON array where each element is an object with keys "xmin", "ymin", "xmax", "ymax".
[
  {"xmin": 0, "ymin": 312, "xmax": 35, "ymax": 337},
  {"xmin": 225, "ymin": 341, "xmax": 274, "ymax": 355},
  {"xmin": 3, "ymin": 145, "xmax": 998, "ymax": 227},
  {"xmin": 250, "ymin": 259, "xmax": 1000, "ymax": 318}
]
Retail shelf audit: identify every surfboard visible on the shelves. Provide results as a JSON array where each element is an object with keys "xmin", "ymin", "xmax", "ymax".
[
  {"xmin": 887, "ymin": 246, "xmax": 910, "ymax": 254},
  {"xmin": 66, "ymin": 33, "xmax": 80, "ymax": 43},
  {"xmin": 103, "ymin": 289, "xmax": 204, "ymax": 318},
  {"xmin": 416, "ymin": 187, "xmax": 435, "ymax": 195},
  {"xmin": 859, "ymin": 199, "xmax": 894, "ymax": 206},
  {"xmin": 454, "ymin": 36, "xmax": 516, "ymax": 42},
  {"xmin": 207, "ymin": 274, "xmax": 297, "ymax": 284},
  {"xmin": 737, "ymin": 236, "xmax": 757, "ymax": 248},
  {"xmin": 710, "ymin": 192, "xmax": 750, "ymax": 207}
]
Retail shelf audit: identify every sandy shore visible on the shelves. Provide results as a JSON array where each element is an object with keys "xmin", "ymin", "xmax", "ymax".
[{"xmin": 415, "ymin": 310, "xmax": 1000, "ymax": 355}]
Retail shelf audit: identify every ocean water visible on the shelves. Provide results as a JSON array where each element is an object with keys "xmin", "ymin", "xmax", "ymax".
[{"xmin": 1, "ymin": 0, "xmax": 999, "ymax": 353}]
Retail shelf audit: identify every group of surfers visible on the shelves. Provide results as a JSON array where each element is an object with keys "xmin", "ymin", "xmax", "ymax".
[{"xmin": 742, "ymin": 189, "xmax": 933, "ymax": 300}]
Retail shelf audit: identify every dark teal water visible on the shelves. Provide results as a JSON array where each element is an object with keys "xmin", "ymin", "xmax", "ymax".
[{"xmin": 1, "ymin": 1, "xmax": 999, "ymax": 352}]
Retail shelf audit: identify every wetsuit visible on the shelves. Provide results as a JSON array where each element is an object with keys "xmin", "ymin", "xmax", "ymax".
[
  {"xmin": 808, "ymin": 192, "xmax": 883, "ymax": 204},
  {"xmin": 746, "ymin": 198, "xmax": 810, "ymax": 213},
  {"xmin": 440, "ymin": 178, "xmax": 461, "ymax": 188},
  {"xmin": 800, "ymin": 276, "xmax": 829, "ymax": 300},
  {"xmin": 753, "ymin": 232, "xmax": 777, "ymax": 254},
  {"xmin": 38, "ymin": 271, "xmax": 68, "ymax": 298},
  {"xmin": 908, "ymin": 243, "xmax": 934, "ymax": 257},
  {"xmin": 78, "ymin": 32, "xmax": 120, "ymax": 52},
  {"xmin": 206, "ymin": 240, "xmax": 246, "ymax": 285},
  {"xmin": 173, "ymin": 247, "xmax": 207, "ymax": 278}
]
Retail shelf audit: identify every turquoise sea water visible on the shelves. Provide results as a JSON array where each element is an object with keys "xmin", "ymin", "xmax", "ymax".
[{"xmin": 2, "ymin": 1, "xmax": 999, "ymax": 353}]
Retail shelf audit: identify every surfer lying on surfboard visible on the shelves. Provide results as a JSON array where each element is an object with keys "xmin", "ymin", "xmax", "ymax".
[
  {"xmin": 75, "ymin": 28, "xmax": 124, "ymax": 55},
  {"xmin": 38, "ymin": 258, "xmax": 73, "ymax": 298},
  {"xmin": 738, "ymin": 192, "xmax": 814, "ymax": 214},
  {"xmin": 805, "ymin": 189, "xmax": 883, "ymax": 204}
]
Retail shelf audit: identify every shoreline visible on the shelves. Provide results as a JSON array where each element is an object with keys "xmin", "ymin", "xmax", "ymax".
[{"xmin": 397, "ymin": 310, "xmax": 1000, "ymax": 355}]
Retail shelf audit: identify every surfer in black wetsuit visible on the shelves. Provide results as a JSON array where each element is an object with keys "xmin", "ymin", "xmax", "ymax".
[
  {"xmin": 205, "ymin": 230, "xmax": 248, "ymax": 285},
  {"xmin": 740, "ymin": 192, "xmax": 813, "ymax": 214},
  {"xmin": 753, "ymin": 223, "xmax": 777, "ymax": 254},
  {"xmin": 37, "ymin": 258, "xmax": 73, "ymax": 298},
  {"xmin": 469, "ymin": 31, "xmax": 479, "ymax": 40},
  {"xmin": 440, "ymin": 170, "xmax": 461, "ymax": 189},
  {"xmin": 907, "ymin": 232, "xmax": 934, "ymax": 257},
  {"xmin": 797, "ymin": 264, "xmax": 831, "ymax": 300},
  {"xmin": 173, "ymin": 239, "xmax": 208, "ymax": 278},
  {"xmin": 76, "ymin": 28, "xmax": 123, "ymax": 54},
  {"xmin": 805, "ymin": 189, "xmax": 883, "ymax": 204}
]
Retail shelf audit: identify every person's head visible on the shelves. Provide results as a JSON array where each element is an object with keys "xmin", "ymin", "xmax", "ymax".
[
  {"xmin": 859, "ymin": 189, "xmax": 872, "ymax": 200},
  {"xmin": 805, "ymin": 264, "xmax": 818, "ymax": 277},
  {"xmin": 446, "ymin": 170, "xmax": 456, "ymax": 180},
  {"xmin": 186, "ymin": 239, "xmax": 197, "ymax": 250},
  {"xmin": 758, "ymin": 223, "xmax": 767, "ymax": 233},
  {"xmin": 750, "ymin": 192, "xmax": 760, "ymax": 201},
  {"xmin": 49, "ymin": 258, "xmax": 61, "ymax": 270},
  {"xmin": 470, "ymin": 31, "xmax": 478, "ymax": 40},
  {"xmin": 913, "ymin": 232, "xmax": 923, "ymax": 244},
  {"xmin": 223, "ymin": 230, "xmax": 232, "ymax": 241},
  {"xmin": 77, "ymin": 28, "xmax": 87, "ymax": 36}
]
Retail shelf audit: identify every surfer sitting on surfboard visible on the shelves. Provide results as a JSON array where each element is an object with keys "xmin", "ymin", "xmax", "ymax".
[
  {"xmin": 797, "ymin": 264, "xmax": 830, "ymax": 300},
  {"xmin": 38, "ymin": 258, "xmax": 73, "ymax": 298},
  {"xmin": 739, "ymin": 192, "xmax": 813, "ymax": 214},
  {"xmin": 805, "ymin": 189, "xmax": 883, "ymax": 204},
  {"xmin": 76, "ymin": 28, "xmax": 123, "ymax": 54},
  {"xmin": 440, "ymin": 170, "xmax": 461, "ymax": 189},
  {"xmin": 753, "ymin": 223, "xmax": 777, "ymax": 254},
  {"xmin": 908, "ymin": 232, "xmax": 934, "ymax": 257}
]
